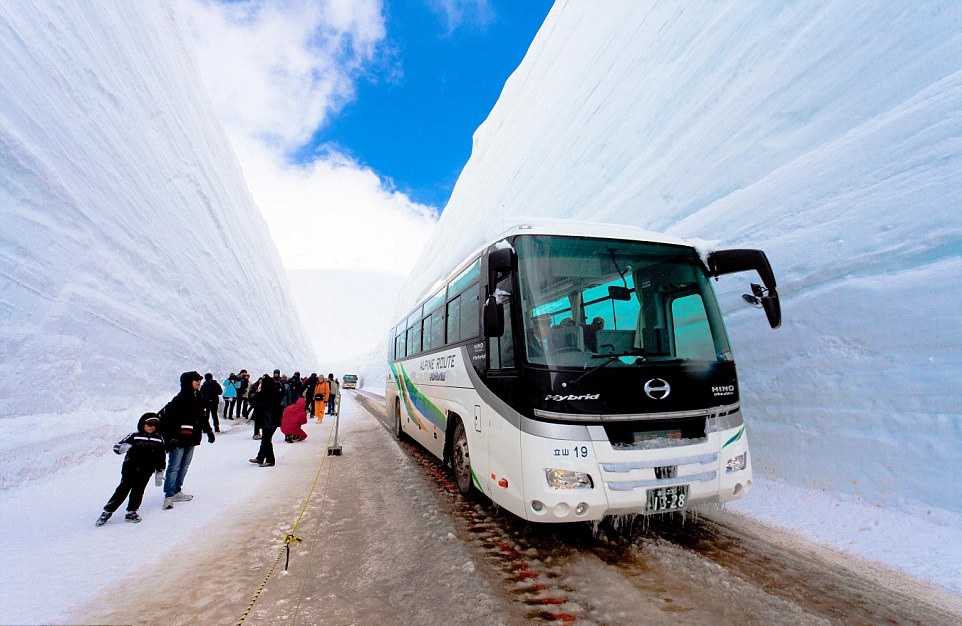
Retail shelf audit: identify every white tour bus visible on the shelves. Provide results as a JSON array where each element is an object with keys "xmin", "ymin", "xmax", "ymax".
[{"xmin": 386, "ymin": 220, "xmax": 780, "ymax": 523}]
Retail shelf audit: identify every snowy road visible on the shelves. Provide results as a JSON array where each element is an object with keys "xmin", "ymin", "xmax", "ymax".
[{"xmin": 70, "ymin": 391, "xmax": 962, "ymax": 626}]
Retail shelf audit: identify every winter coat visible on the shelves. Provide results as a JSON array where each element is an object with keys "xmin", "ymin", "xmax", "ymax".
[
  {"xmin": 201, "ymin": 379, "xmax": 223, "ymax": 405},
  {"xmin": 314, "ymin": 378, "xmax": 330, "ymax": 402},
  {"xmin": 222, "ymin": 377, "xmax": 239, "ymax": 398},
  {"xmin": 288, "ymin": 376, "xmax": 304, "ymax": 402},
  {"xmin": 251, "ymin": 377, "xmax": 281, "ymax": 429},
  {"xmin": 278, "ymin": 379, "xmax": 292, "ymax": 408},
  {"xmin": 114, "ymin": 414, "xmax": 167, "ymax": 473},
  {"xmin": 303, "ymin": 375, "xmax": 317, "ymax": 399},
  {"xmin": 280, "ymin": 397, "xmax": 308, "ymax": 439},
  {"xmin": 237, "ymin": 376, "xmax": 249, "ymax": 398},
  {"xmin": 159, "ymin": 373, "xmax": 212, "ymax": 450},
  {"xmin": 329, "ymin": 379, "xmax": 340, "ymax": 398}
]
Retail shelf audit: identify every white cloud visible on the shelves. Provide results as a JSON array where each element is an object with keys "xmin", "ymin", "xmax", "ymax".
[
  {"xmin": 428, "ymin": 0, "xmax": 495, "ymax": 34},
  {"xmin": 234, "ymin": 137, "xmax": 437, "ymax": 272},
  {"xmin": 177, "ymin": 0, "xmax": 436, "ymax": 271}
]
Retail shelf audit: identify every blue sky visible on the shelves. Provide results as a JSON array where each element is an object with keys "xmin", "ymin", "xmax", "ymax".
[
  {"xmin": 181, "ymin": 0, "xmax": 555, "ymax": 272},
  {"xmin": 297, "ymin": 1, "xmax": 554, "ymax": 210}
]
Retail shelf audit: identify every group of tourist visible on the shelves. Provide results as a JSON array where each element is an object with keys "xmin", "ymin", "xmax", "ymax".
[{"xmin": 95, "ymin": 367, "xmax": 344, "ymax": 527}]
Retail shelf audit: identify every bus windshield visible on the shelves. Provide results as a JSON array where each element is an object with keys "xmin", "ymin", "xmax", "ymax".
[{"xmin": 515, "ymin": 235, "xmax": 733, "ymax": 368}]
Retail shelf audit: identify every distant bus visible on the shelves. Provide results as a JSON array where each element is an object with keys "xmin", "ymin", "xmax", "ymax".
[
  {"xmin": 386, "ymin": 220, "xmax": 780, "ymax": 523},
  {"xmin": 342, "ymin": 374, "xmax": 358, "ymax": 389}
]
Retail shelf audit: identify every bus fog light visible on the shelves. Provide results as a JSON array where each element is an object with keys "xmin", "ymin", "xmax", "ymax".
[
  {"xmin": 531, "ymin": 500, "xmax": 545, "ymax": 513},
  {"xmin": 545, "ymin": 469, "xmax": 594, "ymax": 489},
  {"xmin": 575, "ymin": 502, "xmax": 589, "ymax": 516},
  {"xmin": 726, "ymin": 452, "xmax": 747, "ymax": 473}
]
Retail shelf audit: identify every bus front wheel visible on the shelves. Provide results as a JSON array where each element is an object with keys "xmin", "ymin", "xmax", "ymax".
[{"xmin": 451, "ymin": 420, "xmax": 473, "ymax": 495}]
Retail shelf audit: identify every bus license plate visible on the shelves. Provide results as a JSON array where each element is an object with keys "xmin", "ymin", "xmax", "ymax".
[{"xmin": 645, "ymin": 485, "xmax": 688, "ymax": 513}]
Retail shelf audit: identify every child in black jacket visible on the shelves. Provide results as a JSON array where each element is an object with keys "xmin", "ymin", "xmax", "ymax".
[{"xmin": 96, "ymin": 413, "xmax": 167, "ymax": 525}]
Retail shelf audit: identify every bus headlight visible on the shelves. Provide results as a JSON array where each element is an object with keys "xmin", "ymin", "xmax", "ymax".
[
  {"xmin": 545, "ymin": 469, "xmax": 594, "ymax": 489},
  {"xmin": 726, "ymin": 452, "xmax": 748, "ymax": 473}
]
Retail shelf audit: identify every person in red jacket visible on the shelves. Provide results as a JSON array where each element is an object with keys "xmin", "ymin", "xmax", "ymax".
[{"xmin": 281, "ymin": 396, "xmax": 309, "ymax": 442}]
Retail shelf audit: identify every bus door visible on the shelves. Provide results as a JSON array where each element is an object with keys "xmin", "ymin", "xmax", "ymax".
[{"xmin": 483, "ymin": 258, "xmax": 522, "ymax": 497}]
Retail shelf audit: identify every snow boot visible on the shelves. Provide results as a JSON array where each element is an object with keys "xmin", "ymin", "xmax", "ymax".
[
  {"xmin": 95, "ymin": 511, "xmax": 112, "ymax": 526},
  {"xmin": 125, "ymin": 511, "xmax": 142, "ymax": 523}
]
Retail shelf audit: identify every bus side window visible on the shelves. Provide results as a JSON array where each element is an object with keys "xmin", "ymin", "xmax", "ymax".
[
  {"xmin": 431, "ymin": 311, "xmax": 444, "ymax": 348},
  {"xmin": 446, "ymin": 297, "xmax": 461, "ymax": 344},
  {"xmin": 460, "ymin": 286, "xmax": 480, "ymax": 341},
  {"xmin": 421, "ymin": 317, "xmax": 432, "ymax": 351}
]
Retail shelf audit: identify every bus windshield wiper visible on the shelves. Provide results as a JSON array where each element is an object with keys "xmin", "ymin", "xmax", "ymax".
[{"xmin": 562, "ymin": 352, "xmax": 645, "ymax": 389}]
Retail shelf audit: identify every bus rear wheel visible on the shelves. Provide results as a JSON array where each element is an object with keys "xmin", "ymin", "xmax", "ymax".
[
  {"xmin": 394, "ymin": 398, "xmax": 406, "ymax": 440},
  {"xmin": 451, "ymin": 420, "xmax": 473, "ymax": 495}
]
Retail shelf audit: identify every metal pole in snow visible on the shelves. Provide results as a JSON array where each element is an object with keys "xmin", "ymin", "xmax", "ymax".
[{"xmin": 327, "ymin": 394, "xmax": 342, "ymax": 456}]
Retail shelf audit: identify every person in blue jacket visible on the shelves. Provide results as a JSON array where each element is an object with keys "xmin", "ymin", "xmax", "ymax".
[
  {"xmin": 96, "ymin": 413, "xmax": 166, "ymax": 525},
  {"xmin": 222, "ymin": 373, "xmax": 239, "ymax": 419}
]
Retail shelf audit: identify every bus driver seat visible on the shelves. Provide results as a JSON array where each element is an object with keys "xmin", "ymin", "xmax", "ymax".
[{"xmin": 547, "ymin": 325, "xmax": 585, "ymax": 353}]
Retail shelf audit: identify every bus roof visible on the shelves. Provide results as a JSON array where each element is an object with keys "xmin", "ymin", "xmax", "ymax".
[
  {"xmin": 403, "ymin": 219, "xmax": 701, "ymax": 324},
  {"xmin": 492, "ymin": 219, "xmax": 692, "ymax": 248}
]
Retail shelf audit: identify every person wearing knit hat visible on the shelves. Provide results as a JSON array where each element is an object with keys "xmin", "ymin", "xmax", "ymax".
[
  {"xmin": 157, "ymin": 371, "xmax": 215, "ymax": 510},
  {"xmin": 95, "ymin": 412, "xmax": 167, "ymax": 526}
]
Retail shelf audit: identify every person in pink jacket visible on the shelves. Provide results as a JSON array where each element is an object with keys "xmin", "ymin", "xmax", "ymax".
[{"xmin": 281, "ymin": 396, "xmax": 309, "ymax": 442}]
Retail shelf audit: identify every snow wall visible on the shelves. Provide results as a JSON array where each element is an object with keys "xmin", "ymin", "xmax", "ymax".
[
  {"xmin": 0, "ymin": 2, "xmax": 316, "ymax": 424},
  {"xmin": 398, "ymin": 1, "xmax": 962, "ymax": 514}
]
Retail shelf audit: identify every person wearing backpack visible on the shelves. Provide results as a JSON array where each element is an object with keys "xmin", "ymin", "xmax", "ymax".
[
  {"xmin": 326, "ymin": 374, "xmax": 340, "ymax": 415},
  {"xmin": 222, "ymin": 373, "xmax": 239, "ymax": 419},
  {"xmin": 200, "ymin": 372, "xmax": 223, "ymax": 432},
  {"xmin": 158, "ymin": 371, "xmax": 215, "ymax": 509}
]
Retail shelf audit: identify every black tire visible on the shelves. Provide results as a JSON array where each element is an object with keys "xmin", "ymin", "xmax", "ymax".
[
  {"xmin": 451, "ymin": 419, "xmax": 473, "ymax": 495},
  {"xmin": 394, "ymin": 398, "xmax": 406, "ymax": 440}
]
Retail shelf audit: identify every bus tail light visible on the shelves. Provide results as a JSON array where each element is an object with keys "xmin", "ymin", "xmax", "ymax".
[{"xmin": 545, "ymin": 469, "xmax": 594, "ymax": 489}]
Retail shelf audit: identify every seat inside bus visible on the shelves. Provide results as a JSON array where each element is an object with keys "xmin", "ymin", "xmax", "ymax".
[
  {"xmin": 594, "ymin": 329, "xmax": 635, "ymax": 354},
  {"xmin": 547, "ymin": 325, "xmax": 584, "ymax": 353}
]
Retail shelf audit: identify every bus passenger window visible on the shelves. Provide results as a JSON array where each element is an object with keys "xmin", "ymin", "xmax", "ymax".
[
  {"xmin": 431, "ymin": 312, "xmax": 444, "ymax": 348},
  {"xmin": 459, "ymin": 287, "xmax": 480, "ymax": 341},
  {"xmin": 446, "ymin": 297, "xmax": 461, "ymax": 344},
  {"xmin": 421, "ymin": 317, "xmax": 432, "ymax": 351},
  {"xmin": 395, "ymin": 332, "xmax": 406, "ymax": 360}
]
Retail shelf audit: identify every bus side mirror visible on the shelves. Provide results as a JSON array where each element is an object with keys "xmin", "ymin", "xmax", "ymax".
[
  {"xmin": 708, "ymin": 249, "xmax": 781, "ymax": 329},
  {"xmin": 487, "ymin": 246, "xmax": 514, "ymax": 287},
  {"xmin": 482, "ymin": 296, "xmax": 504, "ymax": 338}
]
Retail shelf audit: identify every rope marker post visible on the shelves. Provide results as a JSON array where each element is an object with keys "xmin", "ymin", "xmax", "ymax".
[{"xmin": 327, "ymin": 396, "xmax": 342, "ymax": 456}]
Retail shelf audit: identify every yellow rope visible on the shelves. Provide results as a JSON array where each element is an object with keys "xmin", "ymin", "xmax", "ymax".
[{"xmin": 235, "ymin": 422, "xmax": 338, "ymax": 626}]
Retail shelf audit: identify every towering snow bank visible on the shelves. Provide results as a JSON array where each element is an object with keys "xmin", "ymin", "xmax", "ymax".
[
  {"xmin": 0, "ymin": 2, "xmax": 315, "ymax": 422},
  {"xmin": 400, "ymin": 1, "xmax": 962, "ymax": 514}
]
